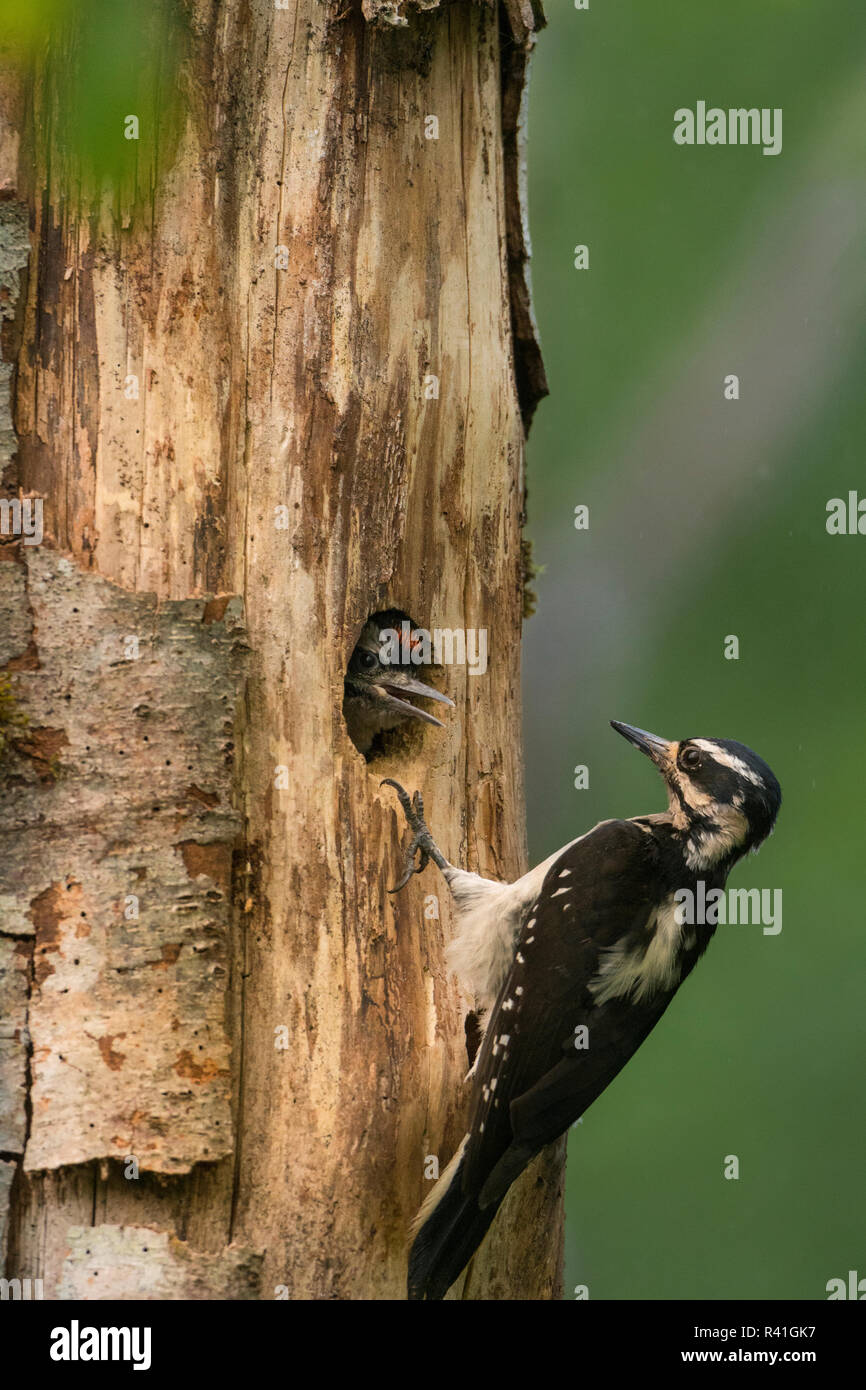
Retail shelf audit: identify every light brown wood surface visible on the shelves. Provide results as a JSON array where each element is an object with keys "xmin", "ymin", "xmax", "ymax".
[{"xmin": 0, "ymin": 0, "xmax": 563, "ymax": 1299}]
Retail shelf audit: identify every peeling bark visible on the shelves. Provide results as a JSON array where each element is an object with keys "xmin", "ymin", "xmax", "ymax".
[
  {"xmin": 0, "ymin": 936, "xmax": 29, "ymax": 1155},
  {"xmin": 1, "ymin": 0, "xmax": 563, "ymax": 1299},
  {"xmin": 0, "ymin": 1160, "xmax": 14, "ymax": 1264},
  {"xmin": 1, "ymin": 550, "xmax": 246, "ymax": 1176},
  {"xmin": 59, "ymin": 1225, "xmax": 262, "ymax": 1300},
  {"xmin": 500, "ymin": 0, "xmax": 549, "ymax": 429}
]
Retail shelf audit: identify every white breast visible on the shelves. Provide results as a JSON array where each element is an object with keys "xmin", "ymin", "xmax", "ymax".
[{"xmin": 588, "ymin": 894, "xmax": 683, "ymax": 1005}]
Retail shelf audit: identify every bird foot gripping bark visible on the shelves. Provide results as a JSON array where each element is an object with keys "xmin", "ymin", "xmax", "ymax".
[{"xmin": 381, "ymin": 779, "xmax": 447, "ymax": 892}]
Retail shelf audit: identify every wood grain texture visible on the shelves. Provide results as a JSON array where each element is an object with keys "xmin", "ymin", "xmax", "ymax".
[{"xmin": 2, "ymin": 0, "xmax": 564, "ymax": 1299}]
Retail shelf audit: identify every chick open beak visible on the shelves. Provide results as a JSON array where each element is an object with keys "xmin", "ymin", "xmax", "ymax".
[{"xmin": 373, "ymin": 677, "xmax": 455, "ymax": 728}]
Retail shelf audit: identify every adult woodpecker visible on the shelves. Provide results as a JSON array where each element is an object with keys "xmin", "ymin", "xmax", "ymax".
[
  {"xmin": 384, "ymin": 720, "xmax": 781, "ymax": 1300},
  {"xmin": 344, "ymin": 611, "xmax": 454, "ymax": 757}
]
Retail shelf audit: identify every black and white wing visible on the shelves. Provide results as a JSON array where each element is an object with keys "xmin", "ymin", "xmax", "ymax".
[
  {"xmin": 408, "ymin": 817, "xmax": 674, "ymax": 1299},
  {"xmin": 463, "ymin": 817, "xmax": 675, "ymax": 1205}
]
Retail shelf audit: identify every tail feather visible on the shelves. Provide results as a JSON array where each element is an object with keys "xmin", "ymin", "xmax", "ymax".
[
  {"xmin": 478, "ymin": 1140, "xmax": 535, "ymax": 1209},
  {"xmin": 408, "ymin": 1147, "xmax": 500, "ymax": 1300}
]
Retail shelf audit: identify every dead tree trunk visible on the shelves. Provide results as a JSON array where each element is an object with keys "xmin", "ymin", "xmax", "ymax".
[{"xmin": 0, "ymin": 0, "xmax": 563, "ymax": 1299}]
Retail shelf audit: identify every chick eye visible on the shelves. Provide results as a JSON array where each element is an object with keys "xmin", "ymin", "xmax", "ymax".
[
  {"xmin": 358, "ymin": 651, "xmax": 377, "ymax": 669},
  {"xmin": 681, "ymin": 747, "xmax": 701, "ymax": 770}
]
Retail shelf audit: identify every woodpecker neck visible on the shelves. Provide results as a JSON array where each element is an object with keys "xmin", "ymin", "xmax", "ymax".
[
  {"xmin": 642, "ymin": 793, "xmax": 754, "ymax": 875},
  {"xmin": 632, "ymin": 812, "xmax": 747, "ymax": 889},
  {"xmin": 681, "ymin": 815, "xmax": 751, "ymax": 874}
]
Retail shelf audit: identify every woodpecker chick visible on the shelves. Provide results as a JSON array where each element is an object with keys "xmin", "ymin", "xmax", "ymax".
[
  {"xmin": 344, "ymin": 613, "xmax": 454, "ymax": 757},
  {"xmin": 385, "ymin": 721, "xmax": 781, "ymax": 1300}
]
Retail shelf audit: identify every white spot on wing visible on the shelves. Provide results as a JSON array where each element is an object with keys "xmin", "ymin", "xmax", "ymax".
[{"xmin": 444, "ymin": 824, "xmax": 609, "ymax": 1007}]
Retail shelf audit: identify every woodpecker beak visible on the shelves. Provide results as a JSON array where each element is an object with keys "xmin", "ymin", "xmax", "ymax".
[
  {"xmin": 610, "ymin": 720, "xmax": 674, "ymax": 769},
  {"xmin": 372, "ymin": 676, "xmax": 455, "ymax": 728}
]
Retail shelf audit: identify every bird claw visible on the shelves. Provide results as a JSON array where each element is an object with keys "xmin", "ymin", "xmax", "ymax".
[
  {"xmin": 381, "ymin": 779, "xmax": 435, "ymax": 893},
  {"xmin": 388, "ymin": 838, "xmax": 430, "ymax": 893}
]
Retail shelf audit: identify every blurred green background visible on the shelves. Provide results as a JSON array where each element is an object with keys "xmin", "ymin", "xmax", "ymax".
[
  {"xmin": 0, "ymin": 0, "xmax": 186, "ymax": 199},
  {"xmin": 524, "ymin": 0, "xmax": 866, "ymax": 1299}
]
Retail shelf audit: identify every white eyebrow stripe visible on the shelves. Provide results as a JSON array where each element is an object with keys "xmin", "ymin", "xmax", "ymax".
[{"xmin": 691, "ymin": 740, "xmax": 763, "ymax": 785}]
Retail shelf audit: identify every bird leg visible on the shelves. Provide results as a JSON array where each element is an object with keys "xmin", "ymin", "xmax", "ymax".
[{"xmin": 381, "ymin": 779, "xmax": 449, "ymax": 892}]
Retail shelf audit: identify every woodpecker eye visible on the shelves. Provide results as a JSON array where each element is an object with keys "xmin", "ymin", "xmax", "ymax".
[
  {"xmin": 680, "ymin": 747, "xmax": 702, "ymax": 770},
  {"xmin": 358, "ymin": 650, "xmax": 377, "ymax": 670}
]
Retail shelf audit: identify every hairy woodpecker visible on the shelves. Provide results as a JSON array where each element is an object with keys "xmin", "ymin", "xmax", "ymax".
[
  {"xmin": 384, "ymin": 720, "xmax": 781, "ymax": 1300},
  {"xmin": 344, "ymin": 611, "xmax": 454, "ymax": 757}
]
